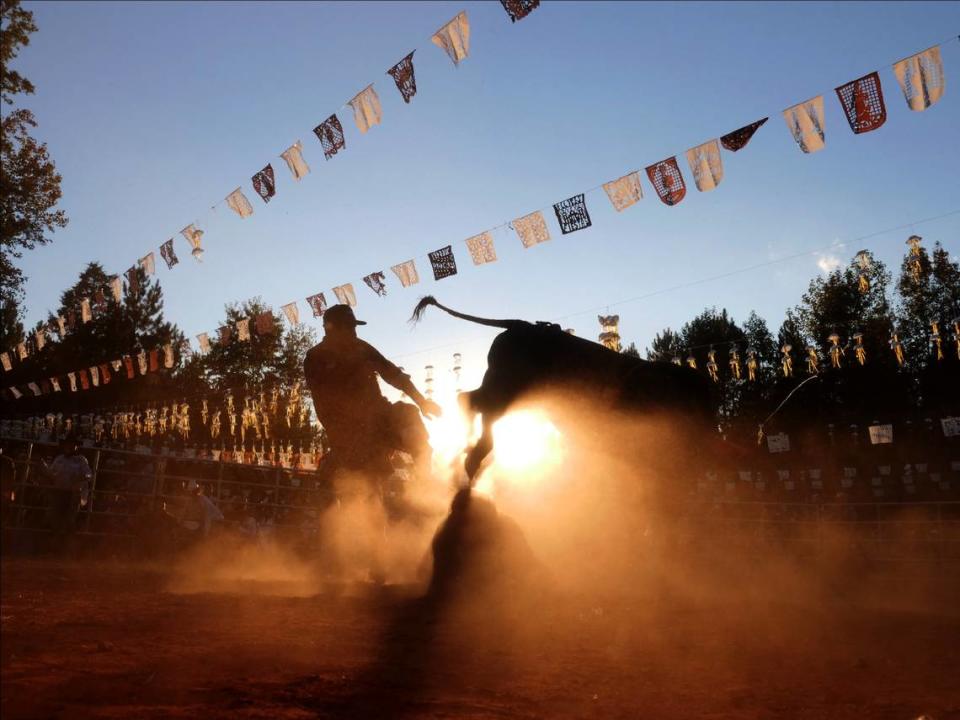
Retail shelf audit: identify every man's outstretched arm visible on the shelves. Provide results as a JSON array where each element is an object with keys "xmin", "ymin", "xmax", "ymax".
[{"xmin": 366, "ymin": 343, "xmax": 442, "ymax": 418}]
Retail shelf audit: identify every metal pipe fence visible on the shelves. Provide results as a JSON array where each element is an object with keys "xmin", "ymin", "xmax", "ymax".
[{"xmin": 2, "ymin": 437, "xmax": 959, "ymax": 561}]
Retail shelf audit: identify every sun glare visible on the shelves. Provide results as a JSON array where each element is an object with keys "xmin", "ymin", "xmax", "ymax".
[{"xmin": 491, "ymin": 410, "xmax": 563, "ymax": 474}]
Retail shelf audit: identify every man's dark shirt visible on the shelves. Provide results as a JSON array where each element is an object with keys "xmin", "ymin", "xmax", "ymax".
[{"xmin": 303, "ymin": 337, "xmax": 410, "ymax": 441}]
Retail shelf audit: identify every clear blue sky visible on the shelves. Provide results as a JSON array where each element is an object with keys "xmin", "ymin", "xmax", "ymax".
[{"xmin": 13, "ymin": 1, "xmax": 960, "ymax": 395}]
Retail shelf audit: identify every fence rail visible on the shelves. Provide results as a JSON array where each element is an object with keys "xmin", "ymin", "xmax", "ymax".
[{"xmin": 2, "ymin": 438, "xmax": 959, "ymax": 561}]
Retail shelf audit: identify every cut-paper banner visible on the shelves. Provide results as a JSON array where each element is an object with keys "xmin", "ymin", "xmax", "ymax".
[
  {"xmin": 281, "ymin": 302, "xmax": 300, "ymax": 325},
  {"xmin": 81, "ymin": 298, "xmax": 92, "ymax": 323},
  {"xmin": 181, "ymin": 224, "xmax": 204, "ymax": 261},
  {"xmin": 89, "ymin": 366, "xmax": 99, "ymax": 387},
  {"xmin": 465, "ymin": 231, "xmax": 497, "ymax": 265},
  {"xmin": 252, "ymin": 165, "xmax": 276, "ymax": 204},
  {"xmin": 218, "ymin": 326, "xmax": 232, "ymax": 346},
  {"xmin": 255, "ymin": 311, "xmax": 275, "ymax": 335},
  {"xmin": 645, "ymin": 157, "xmax": 687, "ymax": 206},
  {"xmin": 35, "ymin": 329, "xmax": 46, "ymax": 351},
  {"xmin": 27, "ymin": 382, "xmax": 41, "ymax": 396},
  {"xmin": 99, "ymin": 363, "xmax": 111, "ymax": 384},
  {"xmin": 40, "ymin": 380, "xmax": 50, "ymax": 394},
  {"xmin": 50, "ymin": 376, "xmax": 61, "ymax": 392},
  {"xmin": 8, "ymin": 386, "xmax": 22, "ymax": 399},
  {"xmin": 280, "ymin": 140, "xmax": 310, "ymax": 180},
  {"xmin": 16, "ymin": 342, "xmax": 27, "ymax": 360},
  {"xmin": 363, "ymin": 271, "xmax": 388, "ymax": 297},
  {"xmin": 148, "ymin": 349, "xmax": 158, "ymax": 372},
  {"xmin": 0, "ymin": 353, "xmax": 10, "ymax": 371},
  {"xmin": 125, "ymin": 266, "xmax": 139, "ymax": 295},
  {"xmin": 602, "ymin": 171, "xmax": 643, "ymax": 212},
  {"xmin": 92, "ymin": 288, "xmax": 107, "ymax": 310},
  {"xmin": 429, "ymin": 245, "xmax": 458, "ymax": 280},
  {"xmin": 306, "ymin": 292, "xmax": 328, "ymax": 318},
  {"xmin": 56, "ymin": 315, "xmax": 66, "ymax": 335},
  {"xmin": 227, "ymin": 187, "xmax": 254, "ymax": 217},
  {"xmin": 387, "ymin": 51, "xmax": 417, "ymax": 103},
  {"xmin": 123, "ymin": 356, "xmax": 134, "ymax": 379},
  {"xmin": 333, "ymin": 284, "xmax": 357, "ymax": 307},
  {"xmin": 313, "ymin": 114, "xmax": 346, "ymax": 160},
  {"xmin": 893, "ymin": 46, "xmax": 945, "ymax": 111},
  {"xmin": 237, "ymin": 318, "xmax": 250, "ymax": 341},
  {"xmin": 140, "ymin": 252, "xmax": 155, "ymax": 276},
  {"xmin": 391, "ymin": 260, "xmax": 420, "ymax": 288},
  {"xmin": 164, "ymin": 343, "xmax": 174, "ymax": 368},
  {"xmin": 79, "ymin": 369, "xmax": 89, "ymax": 390},
  {"xmin": 197, "ymin": 333, "xmax": 211, "ymax": 354},
  {"xmin": 432, "ymin": 11, "xmax": 470, "ymax": 67},
  {"xmin": 500, "ymin": 0, "xmax": 540, "ymax": 22},
  {"xmin": 513, "ymin": 210, "xmax": 551, "ymax": 248},
  {"xmin": 720, "ymin": 117, "xmax": 768, "ymax": 152},
  {"xmin": 553, "ymin": 193, "xmax": 592, "ymax": 234},
  {"xmin": 160, "ymin": 239, "xmax": 178, "ymax": 269},
  {"xmin": 347, "ymin": 85, "xmax": 382, "ymax": 134},
  {"xmin": 835, "ymin": 71, "xmax": 886, "ymax": 134},
  {"xmin": 110, "ymin": 275, "xmax": 123, "ymax": 302},
  {"xmin": 686, "ymin": 139, "xmax": 723, "ymax": 192},
  {"xmin": 783, "ymin": 96, "xmax": 826, "ymax": 153},
  {"xmin": 68, "ymin": 372, "xmax": 77, "ymax": 391}
]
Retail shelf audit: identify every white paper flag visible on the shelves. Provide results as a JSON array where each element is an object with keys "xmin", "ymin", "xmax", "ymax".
[
  {"xmin": 163, "ymin": 343, "xmax": 174, "ymax": 368},
  {"xmin": 226, "ymin": 188, "xmax": 254, "ymax": 218},
  {"xmin": 27, "ymin": 382, "xmax": 41, "ymax": 396},
  {"xmin": 110, "ymin": 359, "xmax": 122, "ymax": 372},
  {"xmin": 391, "ymin": 260, "xmax": 420, "ymax": 288},
  {"xmin": 140, "ymin": 252, "xmax": 156, "ymax": 276},
  {"xmin": 16, "ymin": 342, "xmax": 27, "ymax": 360},
  {"xmin": 56, "ymin": 315, "xmax": 66, "ymax": 335},
  {"xmin": 50, "ymin": 376, "xmax": 61, "ymax": 392},
  {"xmin": 0, "ymin": 352, "xmax": 10, "ymax": 372},
  {"xmin": 109, "ymin": 276, "xmax": 123, "ymax": 302},
  {"xmin": 685, "ymin": 139, "xmax": 723, "ymax": 192},
  {"xmin": 942, "ymin": 417, "xmax": 960, "ymax": 437},
  {"xmin": 868, "ymin": 424, "xmax": 894, "ymax": 445},
  {"xmin": 512, "ymin": 211, "xmax": 551, "ymax": 248},
  {"xmin": 281, "ymin": 302, "xmax": 300, "ymax": 325},
  {"xmin": 333, "ymin": 284, "xmax": 357, "ymax": 307},
  {"xmin": 464, "ymin": 231, "xmax": 497, "ymax": 265},
  {"xmin": 280, "ymin": 140, "xmax": 310, "ymax": 180},
  {"xmin": 237, "ymin": 318, "xmax": 251, "ymax": 341},
  {"xmin": 181, "ymin": 224, "xmax": 205, "ymax": 261},
  {"xmin": 9, "ymin": 386, "xmax": 22, "ymax": 399},
  {"xmin": 68, "ymin": 372, "xmax": 77, "ymax": 392},
  {"xmin": 81, "ymin": 298, "xmax": 93, "ymax": 323},
  {"xmin": 35, "ymin": 329, "xmax": 46, "ymax": 351},
  {"xmin": 783, "ymin": 96, "xmax": 825, "ymax": 153},
  {"xmin": 90, "ymin": 366, "xmax": 100, "ymax": 387},
  {"xmin": 432, "ymin": 11, "xmax": 470, "ymax": 66},
  {"xmin": 347, "ymin": 85, "xmax": 383, "ymax": 134},
  {"xmin": 766, "ymin": 432, "xmax": 791, "ymax": 453},
  {"xmin": 602, "ymin": 171, "xmax": 643, "ymax": 212},
  {"xmin": 893, "ymin": 46, "xmax": 945, "ymax": 111},
  {"xmin": 137, "ymin": 351, "xmax": 148, "ymax": 375}
]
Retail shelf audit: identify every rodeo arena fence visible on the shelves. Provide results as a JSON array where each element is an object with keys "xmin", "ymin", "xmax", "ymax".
[{"xmin": 1, "ymin": 416, "xmax": 959, "ymax": 562}]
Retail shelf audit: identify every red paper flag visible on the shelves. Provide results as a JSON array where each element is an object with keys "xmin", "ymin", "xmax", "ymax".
[
  {"xmin": 645, "ymin": 157, "xmax": 686, "ymax": 206},
  {"xmin": 835, "ymin": 71, "xmax": 886, "ymax": 134}
]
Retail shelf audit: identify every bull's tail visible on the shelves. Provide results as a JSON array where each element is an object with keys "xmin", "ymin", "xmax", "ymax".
[{"xmin": 410, "ymin": 296, "xmax": 527, "ymax": 330}]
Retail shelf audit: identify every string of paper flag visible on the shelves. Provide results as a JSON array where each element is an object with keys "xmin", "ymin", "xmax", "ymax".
[
  {"xmin": 2, "ymin": 31, "xmax": 955, "ymax": 380},
  {"xmin": 3, "ymin": 2, "xmax": 543, "ymax": 363}
]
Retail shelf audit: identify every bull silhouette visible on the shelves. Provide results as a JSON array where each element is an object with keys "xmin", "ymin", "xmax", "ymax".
[{"xmin": 411, "ymin": 296, "xmax": 714, "ymax": 482}]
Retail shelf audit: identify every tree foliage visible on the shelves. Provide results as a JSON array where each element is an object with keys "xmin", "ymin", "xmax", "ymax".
[{"xmin": 0, "ymin": 0, "xmax": 68, "ymax": 346}]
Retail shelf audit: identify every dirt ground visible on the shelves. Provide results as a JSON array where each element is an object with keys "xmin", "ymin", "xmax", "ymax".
[{"xmin": 2, "ymin": 543, "xmax": 960, "ymax": 720}]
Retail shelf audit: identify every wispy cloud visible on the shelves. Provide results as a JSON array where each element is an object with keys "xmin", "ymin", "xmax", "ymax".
[{"xmin": 816, "ymin": 253, "xmax": 842, "ymax": 274}]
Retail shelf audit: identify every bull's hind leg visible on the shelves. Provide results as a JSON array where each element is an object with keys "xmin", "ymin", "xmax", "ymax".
[{"xmin": 465, "ymin": 415, "xmax": 496, "ymax": 484}]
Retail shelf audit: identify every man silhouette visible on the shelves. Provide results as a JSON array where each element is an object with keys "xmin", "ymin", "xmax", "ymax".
[{"xmin": 303, "ymin": 305, "xmax": 441, "ymax": 478}]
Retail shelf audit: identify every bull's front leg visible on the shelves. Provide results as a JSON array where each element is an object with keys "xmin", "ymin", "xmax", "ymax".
[{"xmin": 464, "ymin": 415, "xmax": 496, "ymax": 484}]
